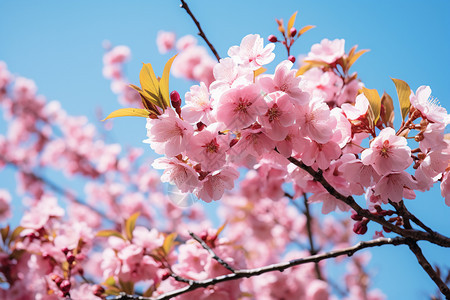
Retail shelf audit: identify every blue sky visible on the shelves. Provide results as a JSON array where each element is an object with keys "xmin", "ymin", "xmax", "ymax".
[{"xmin": 1, "ymin": 1, "xmax": 449, "ymax": 299}]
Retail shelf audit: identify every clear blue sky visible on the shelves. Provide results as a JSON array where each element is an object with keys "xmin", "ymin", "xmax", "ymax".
[{"xmin": 1, "ymin": 1, "xmax": 449, "ymax": 299}]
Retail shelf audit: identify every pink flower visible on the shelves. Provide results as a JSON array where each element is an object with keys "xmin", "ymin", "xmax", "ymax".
[
  {"xmin": 186, "ymin": 126, "xmax": 228, "ymax": 172},
  {"xmin": 410, "ymin": 85, "xmax": 450, "ymax": 125},
  {"xmin": 339, "ymin": 154, "xmax": 380, "ymax": 187},
  {"xmin": 181, "ymin": 82, "xmax": 215, "ymax": 125},
  {"xmin": 441, "ymin": 171, "xmax": 450, "ymax": 206},
  {"xmin": 156, "ymin": 31, "xmax": 176, "ymax": 54},
  {"xmin": 231, "ymin": 126, "xmax": 276, "ymax": 160},
  {"xmin": 361, "ymin": 127, "xmax": 413, "ymax": 175},
  {"xmin": 152, "ymin": 157, "xmax": 200, "ymax": 193},
  {"xmin": 372, "ymin": 171, "xmax": 416, "ymax": 203},
  {"xmin": 259, "ymin": 92, "xmax": 296, "ymax": 141},
  {"xmin": 103, "ymin": 45, "xmax": 131, "ymax": 65},
  {"xmin": 195, "ymin": 167, "xmax": 239, "ymax": 202},
  {"xmin": 306, "ymin": 38, "xmax": 345, "ymax": 64},
  {"xmin": 0, "ymin": 189, "xmax": 11, "ymax": 222},
  {"xmin": 176, "ymin": 34, "xmax": 197, "ymax": 51},
  {"xmin": 300, "ymin": 138, "xmax": 342, "ymax": 169},
  {"xmin": 258, "ymin": 60, "xmax": 309, "ymax": 105},
  {"xmin": 228, "ymin": 34, "xmax": 275, "ymax": 70},
  {"xmin": 216, "ymin": 84, "xmax": 267, "ymax": 130},
  {"xmin": 144, "ymin": 108, "xmax": 194, "ymax": 157},
  {"xmin": 297, "ymin": 97, "xmax": 336, "ymax": 144},
  {"xmin": 209, "ymin": 57, "xmax": 253, "ymax": 99},
  {"xmin": 171, "ymin": 46, "xmax": 216, "ymax": 86},
  {"xmin": 341, "ymin": 93, "xmax": 369, "ymax": 120}
]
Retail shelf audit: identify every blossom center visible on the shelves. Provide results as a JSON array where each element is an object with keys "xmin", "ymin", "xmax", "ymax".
[
  {"xmin": 202, "ymin": 138, "xmax": 220, "ymax": 153},
  {"xmin": 380, "ymin": 140, "xmax": 390, "ymax": 158},
  {"xmin": 266, "ymin": 104, "xmax": 281, "ymax": 122},
  {"xmin": 234, "ymin": 98, "xmax": 251, "ymax": 113}
]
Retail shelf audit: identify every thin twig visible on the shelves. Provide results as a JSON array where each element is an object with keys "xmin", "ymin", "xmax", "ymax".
[
  {"xmin": 113, "ymin": 237, "xmax": 408, "ymax": 300},
  {"xmin": 189, "ymin": 231, "xmax": 235, "ymax": 273},
  {"xmin": 179, "ymin": 0, "xmax": 221, "ymax": 62},
  {"xmin": 303, "ymin": 193, "xmax": 323, "ymax": 280},
  {"xmin": 407, "ymin": 241, "xmax": 450, "ymax": 299},
  {"xmin": 286, "ymin": 156, "xmax": 450, "ymax": 248}
]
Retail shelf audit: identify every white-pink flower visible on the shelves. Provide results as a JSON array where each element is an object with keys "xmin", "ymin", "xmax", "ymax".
[
  {"xmin": 195, "ymin": 167, "xmax": 239, "ymax": 202},
  {"xmin": 144, "ymin": 109, "xmax": 194, "ymax": 157},
  {"xmin": 216, "ymin": 84, "xmax": 267, "ymax": 130},
  {"xmin": 258, "ymin": 60, "xmax": 309, "ymax": 105},
  {"xmin": 361, "ymin": 127, "xmax": 413, "ymax": 175},
  {"xmin": 410, "ymin": 85, "xmax": 450, "ymax": 125},
  {"xmin": 441, "ymin": 171, "xmax": 450, "ymax": 206},
  {"xmin": 341, "ymin": 93, "xmax": 369, "ymax": 120},
  {"xmin": 259, "ymin": 92, "xmax": 296, "ymax": 141},
  {"xmin": 152, "ymin": 157, "xmax": 200, "ymax": 193},
  {"xmin": 228, "ymin": 34, "xmax": 275, "ymax": 70},
  {"xmin": 372, "ymin": 171, "xmax": 416, "ymax": 203},
  {"xmin": 306, "ymin": 38, "xmax": 345, "ymax": 64},
  {"xmin": 297, "ymin": 97, "xmax": 336, "ymax": 144},
  {"xmin": 156, "ymin": 31, "xmax": 176, "ymax": 54},
  {"xmin": 181, "ymin": 82, "xmax": 215, "ymax": 125}
]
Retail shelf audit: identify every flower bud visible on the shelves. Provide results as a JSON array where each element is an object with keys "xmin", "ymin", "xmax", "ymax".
[
  {"xmin": 59, "ymin": 279, "xmax": 71, "ymax": 294},
  {"xmin": 161, "ymin": 270, "xmax": 171, "ymax": 281},
  {"xmin": 93, "ymin": 285, "xmax": 105, "ymax": 297},
  {"xmin": 288, "ymin": 55, "xmax": 296, "ymax": 63},
  {"xmin": 67, "ymin": 253, "xmax": 76, "ymax": 265},
  {"xmin": 50, "ymin": 274, "xmax": 63, "ymax": 286},
  {"xmin": 268, "ymin": 35, "xmax": 278, "ymax": 43},
  {"xmin": 351, "ymin": 212, "xmax": 363, "ymax": 221},
  {"xmin": 289, "ymin": 27, "xmax": 297, "ymax": 37},
  {"xmin": 170, "ymin": 90, "xmax": 182, "ymax": 109},
  {"xmin": 61, "ymin": 247, "xmax": 70, "ymax": 255},
  {"xmin": 353, "ymin": 220, "xmax": 368, "ymax": 235}
]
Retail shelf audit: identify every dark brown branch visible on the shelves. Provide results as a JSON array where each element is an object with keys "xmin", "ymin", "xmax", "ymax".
[
  {"xmin": 303, "ymin": 193, "xmax": 323, "ymax": 280},
  {"xmin": 114, "ymin": 237, "xmax": 408, "ymax": 300},
  {"xmin": 189, "ymin": 231, "xmax": 235, "ymax": 273},
  {"xmin": 180, "ymin": 0, "xmax": 221, "ymax": 62},
  {"xmin": 286, "ymin": 156, "xmax": 450, "ymax": 248},
  {"xmin": 407, "ymin": 241, "xmax": 450, "ymax": 299}
]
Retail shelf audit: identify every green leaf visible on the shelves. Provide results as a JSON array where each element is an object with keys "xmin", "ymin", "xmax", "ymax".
[
  {"xmin": 160, "ymin": 54, "xmax": 178, "ymax": 109},
  {"xmin": 362, "ymin": 87, "xmax": 381, "ymax": 125},
  {"xmin": 287, "ymin": 11, "xmax": 298, "ymax": 37},
  {"xmin": 297, "ymin": 25, "xmax": 315, "ymax": 37},
  {"xmin": 102, "ymin": 108, "xmax": 149, "ymax": 121},
  {"xmin": 391, "ymin": 78, "xmax": 411, "ymax": 122},
  {"xmin": 96, "ymin": 230, "xmax": 126, "ymax": 240},
  {"xmin": 162, "ymin": 232, "xmax": 177, "ymax": 255},
  {"xmin": 140, "ymin": 63, "xmax": 159, "ymax": 100},
  {"xmin": 103, "ymin": 276, "xmax": 116, "ymax": 287},
  {"xmin": 125, "ymin": 212, "xmax": 140, "ymax": 241}
]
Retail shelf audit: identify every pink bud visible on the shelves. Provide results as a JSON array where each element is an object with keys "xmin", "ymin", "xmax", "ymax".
[
  {"xmin": 268, "ymin": 35, "xmax": 278, "ymax": 43},
  {"xmin": 290, "ymin": 27, "xmax": 297, "ymax": 37},
  {"xmin": 353, "ymin": 220, "xmax": 368, "ymax": 235},
  {"xmin": 67, "ymin": 253, "xmax": 76, "ymax": 265},
  {"xmin": 170, "ymin": 90, "xmax": 182, "ymax": 109},
  {"xmin": 61, "ymin": 247, "xmax": 69, "ymax": 255},
  {"xmin": 161, "ymin": 270, "xmax": 171, "ymax": 280},
  {"xmin": 93, "ymin": 285, "xmax": 105, "ymax": 297},
  {"xmin": 59, "ymin": 279, "xmax": 71, "ymax": 293},
  {"xmin": 288, "ymin": 55, "xmax": 296, "ymax": 63}
]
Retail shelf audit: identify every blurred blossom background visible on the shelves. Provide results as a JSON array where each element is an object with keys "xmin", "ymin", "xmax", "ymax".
[{"xmin": 0, "ymin": 1, "xmax": 449, "ymax": 299}]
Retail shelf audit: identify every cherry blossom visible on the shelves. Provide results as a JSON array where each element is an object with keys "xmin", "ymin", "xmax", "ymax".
[{"xmin": 228, "ymin": 34, "xmax": 275, "ymax": 70}]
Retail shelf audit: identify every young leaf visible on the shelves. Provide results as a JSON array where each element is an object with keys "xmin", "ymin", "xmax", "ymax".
[
  {"xmin": 102, "ymin": 108, "xmax": 149, "ymax": 121},
  {"xmin": 253, "ymin": 67, "xmax": 267, "ymax": 81},
  {"xmin": 391, "ymin": 78, "xmax": 411, "ymax": 121},
  {"xmin": 297, "ymin": 25, "xmax": 316, "ymax": 37},
  {"xmin": 216, "ymin": 221, "xmax": 228, "ymax": 237},
  {"xmin": 103, "ymin": 276, "xmax": 116, "ymax": 287},
  {"xmin": 9, "ymin": 226, "xmax": 24, "ymax": 245},
  {"xmin": 362, "ymin": 87, "xmax": 381, "ymax": 125},
  {"xmin": 347, "ymin": 49, "xmax": 369, "ymax": 70},
  {"xmin": 381, "ymin": 91, "xmax": 395, "ymax": 128},
  {"xmin": 96, "ymin": 230, "xmax": 126, "ymax": 240},
  {"xmin": 119, "ymin": 280, "xmax": 134, "ymax": 295},
  {"xmin": 1, "ymin": 225, "xmax": 9, "ymax": 244},
  {"xmin": 125, "ymin": 212, "xmax": 140, "ymax": 241},
  {"xmin": 287, "ymin": 11, "xmax": 298, "ymax": 37},
  {"xmin": 159, "ymin": 54, "xmax": 178, "ymax": 108},
  {"xmin": 162, "ymin": 232, "xmax": 177, "ymax": 255}
]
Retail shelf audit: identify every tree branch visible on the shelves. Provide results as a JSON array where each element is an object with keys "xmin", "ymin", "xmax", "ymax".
[
  {"xmin": 286, "ymin": 156, "xmax": 450, "ymax": 248},
  {"xmin": 303, "ymin": 193, "xmax": 323, "ymax": 280},
  {"xmin": 189, "ymin": 231, "xmax": 235, "ymax": 273},
  {"xmin": 113, "ymin": 237, "xmax": 408, "ymax": 300},
  {"xmin": 407, "ymin": 241, "xmax": 450, "ymax": 299},
  {"xmin": 180, "ymin": 0, "xmax": 221, "ymax": 62}
]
